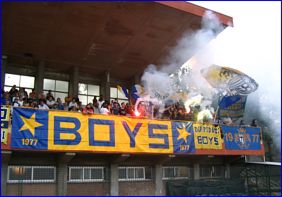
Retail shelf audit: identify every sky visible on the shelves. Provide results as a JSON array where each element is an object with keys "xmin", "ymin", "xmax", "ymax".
[{"xmin": 189, "ymin": 1, "xmax": 281, "ymax": 149}]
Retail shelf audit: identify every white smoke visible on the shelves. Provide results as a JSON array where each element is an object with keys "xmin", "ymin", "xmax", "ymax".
[
  {"xmin": 242, "ymin": 79, "xmax": 281, "ymax": 157},
  {"xmin": 139, "ymin": 3, "xmax": 280, "ymax": 160},
  {"xmin": 140, "ymin": 11, "xmax": 222, "ymax": 109},
  {"xmin": 141, "ymin": 64, "xmax": 174, "ymax": 101},
  {"xmin": 190, "ymin": 1, "xmax": 281, "ymax": 159},
  {"xmin": 161, "ymin": 11, "xmax": 223, "ymax": 74}
]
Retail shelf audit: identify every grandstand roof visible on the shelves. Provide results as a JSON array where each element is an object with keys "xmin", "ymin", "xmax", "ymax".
[{"xmin": 2, "ymin": 2, "xmax": 233, "ymax": 80}]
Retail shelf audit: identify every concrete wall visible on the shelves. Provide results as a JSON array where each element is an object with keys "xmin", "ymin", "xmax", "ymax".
[
  {"xmin": 119, "ymin": 181, "xmax": 155, "ymax": 196},
  {"xmin": 7, "ymin": 183, "xmax": 56, "ymax": 196},
  {"xmin": 3, "ymin": 149, "xmax": 230, "ymax": 196},
  {"xmin": 67, "ymin": 182, "xmax": 110, "ymax": 196}
]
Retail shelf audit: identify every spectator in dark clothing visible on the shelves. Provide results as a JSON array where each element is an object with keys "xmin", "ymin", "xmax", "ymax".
[
  {"xmin": 9, "ymin": 85, "xmax": 18, "ymax": 102},
  {"xmin": 251, "ymin": 119, "xmax": 258, "ymax": 127},
  {"xmin": 31, "ymin": 101, "xmax": 38, "ymax": 108},
  {"xmin": 19, "ymin": 88, "xmax": 28, "ymax": 100},
  {"xmin": 93, "ymin": 96, "xmax": 99, "ymax": 114},
  {"xmin": 46, "ymin": 90, "xmax": 54, "ymax": 100},
  {"xmin": 175, "ymin": 106, "xmax": 186, "ymax": 120},
  {"xmin": 1, "ymin": 91, "xmax": 9, "ymax": 105},
  {"xmin": 239, "ymin": 119, "xmax": 246, "ymax": 126},
  {"xmin": 29, "ymin": 89, "xmax": 37, "ymax": 100},
  {"xmin": 125, "ymin": 103, "xmax": 133, "ymax": 116},
  {"xmin": 93, "ymin": 96, "xmax": 98, "ymax": 107},
  {"xmin": 112, "ymin": 101, "xmax": 120, "ymax": 115},
  {"xmin": 120, "ymin": 102, "xmax": 126, "ymax": 116},
  {"xmin": 56, "ymin": 98, "xmax": 65, "ymax": 110}
]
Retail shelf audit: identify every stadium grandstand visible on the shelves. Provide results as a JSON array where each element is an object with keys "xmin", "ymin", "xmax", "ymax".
[{"xmin": 1, "ymin": 2, "xmax": 280, "ymax": 196}]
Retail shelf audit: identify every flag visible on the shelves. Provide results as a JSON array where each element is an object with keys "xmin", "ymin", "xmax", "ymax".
[
  {"xmin": 131, "ymin": 84, "xmax": 144, "ymax": 102},
  {"xmin": 201, "ymin": 65, "xmax": 258, "ymax": 95},
  {"xmin": 1, "ymin": 106, "xmax": 10, "ymax": 145},
  {"xmin": 117, "ymin": 85, "xmax": 129, "ymax": 98},
  {"xmin": 218, "ymin": 95, "xmax": 247, "ymax": 120},
  {"xmin": 11, "ymin": 108, "xmax": 49, "ymax": 150},
  {"xmin": 219, "ymin": 95, "xmax": 241, "ymax": 109},
  {"xmin": 172, "ymin": 121, "xmax": 195, "ymax": 153},
  {"xmin": 222, "ymin": 125, "xmax": 261, "ymax": 150}
]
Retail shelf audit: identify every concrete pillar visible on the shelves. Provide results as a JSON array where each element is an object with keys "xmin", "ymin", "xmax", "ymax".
[
  {"xmin": 56, "ymin": 153, "xmax": 75, "ymax": 196},
  {"xmin": 128, "ymin": 74, "xmax": 141, "ymax": 104},
  {"xmin": 101, "ymin": 70, "xmax": 110, "ymax": 101},
  {"xmin": 1, "ymin": 55, "xmax": 7, "ymax": 89},
  {"xmin": 56, "ymin": 162, "xmax": 68, "ymax": 196},
  {"xmin": 36, "ymin": 61, "xmax": 44, "ymax": 94},
  {"xmin": 110, "ymin": 164, "xmax": 119, "ymax": 196},
  {"xmin": 225, "ymin": 164, "xmax": 230, "ymax": 178},
  {"xmin": 69, "ymin": 66, "xmax": 79, "ymax": 97},
  {"xmin": 1, "ymin": 151, "xmax": 12, "ymax": 196},
  {"xmin": 194, "ymin": 163, "xmax": 200, "ymax": 180},
  {"xmin": 155, "ymin": 164, "xmax": 163, "ymax": 196}
]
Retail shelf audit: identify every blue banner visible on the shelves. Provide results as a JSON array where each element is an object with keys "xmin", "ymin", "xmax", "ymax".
[
  {"xmin": 172, "ymin": 122, "xmax": 195, "ymax": 153},
  {"xmin": 218, "ymin": 96, "xmax": 247, "ymax": 119},
  {"xmin": 222, "ymin": 125, "xmax": 261, "ymax": 150},
  {"xmin": 117, "ymin": 85, "xmax": 129, "ymax": 98},
  {"xmin": 219, "ymin": 95, "xmax": 242, "ymax": 109},
  {"xmin": 11, "ymin": 108, "xmax": 48, "ymax": 150}
]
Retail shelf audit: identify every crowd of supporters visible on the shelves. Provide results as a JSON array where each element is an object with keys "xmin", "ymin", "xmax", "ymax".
[
  {"xmin": 1, "ymin": 85, "xmax": 258, "ymax": 126},
  {"xmin": 1, "ymin": 85, "xmax": 135, "ymax": 116}
]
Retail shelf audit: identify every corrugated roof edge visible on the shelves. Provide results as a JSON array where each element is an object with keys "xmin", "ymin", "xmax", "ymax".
[
  {"xmin": 156, "ymin": 1, "xmax": 234, "ymax": 27},
  {"xmin": 246, "ymin": 161, "xmax": 281, "ymax": 166}
]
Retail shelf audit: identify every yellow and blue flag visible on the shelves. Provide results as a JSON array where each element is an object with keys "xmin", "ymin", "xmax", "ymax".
[
  {"xmin": 172, "ymin": 122, "xmax": 195, "ymax": 153},
  {"xmin": 11, "ymin": 108, "xmax": 48, "ymax": 150},
  {"xmin": 10, "ymin": 108, "xmax": 262, "ymax": 154},
  {"xmin": 117, "ymin": 85, "xmax": 129, "ymax": 98},
  {"xmin": 219, "ymin": 95, "xmax": 242, "ymax": 109},
  {"xmin": 1, "ymin": 106, "xmax": 11, "ymax": 144},
  {"xmin": 131, "ymin": 84, "xmax": 145, "ymax": 102},
  {"xmin": 222, "ymin": 125, "xmax": 261, "ymax": 150},
  {"xmin": 218, "ymin": 96, "xmax": 247, "ymax": 119}
]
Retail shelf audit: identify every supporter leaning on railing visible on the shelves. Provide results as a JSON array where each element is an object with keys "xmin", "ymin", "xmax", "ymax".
[
  {"xmin": 1, "ymin": 86, "xmax": 260, "ymax": 126},
  {"xmin": 82, "ymin": 103, "xmax": 94, "ymax": 115}
]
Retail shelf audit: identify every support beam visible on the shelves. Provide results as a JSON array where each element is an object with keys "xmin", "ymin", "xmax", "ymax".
[
  {"xmin": 194, "ymin": 163, "xmax": 200, "ymax": 180},
  {"xmin": 155, "ymin": 164, "xmax": 163, "ymax": 196},
  {"xmin": 35, "ymin": 61, "xmax": 44, "ymax": 94},
  {"xmin": 56, "ymin": 153, "xmax": 76, "ymax": 196},
  {"xmin": 69, "ymin": 66, "xmax": 79, "ymax": 97},
  {"xmin": 225, "ymin": 164, "xmax": 230, "ymax": 178},
  {"xmin": 101, "ymin": 70, "xmax": 110, "ymax": 101},
  {"xmin": 1, "ymin": 151, "xmax": 12, "ymax": 196},
  {"xmin": 1, "ymin": 55, "xmax": 7, "ymax": 89},
  {"xmin": 110, "ymin": 164, "xmax": 119, "ymax": 196}
]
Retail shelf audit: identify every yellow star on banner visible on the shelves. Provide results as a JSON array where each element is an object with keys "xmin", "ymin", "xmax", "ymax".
[
  {"xmin": 19, "ymin": 113, "xmax": 42, "ymax": 136},
  {"xmin": 177, "ymin": 126, "xmax": 191, "ymax": 143}
]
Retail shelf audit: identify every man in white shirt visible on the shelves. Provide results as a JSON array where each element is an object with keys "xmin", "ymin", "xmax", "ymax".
[
  {"xmin": 13, "ymin": 97, "xmax": 21, "ymax": 107},
  {"xmin": 98, "ymin": 95, "xmax": 104, "ymax": 112},
  {"xmin": 68, "ymin": 98, "xmax": 78, "ymax": 111},
  {"xmin": 100, "ymin": 102, "xmax": 110, "ymax": 115},
  {"xmin": 47, "ymin": 97, "xmax": 55, "ymax": 109},
  {"xmin": 38, "ymin": 100, "xmax": 49, "ymax": 110}
]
